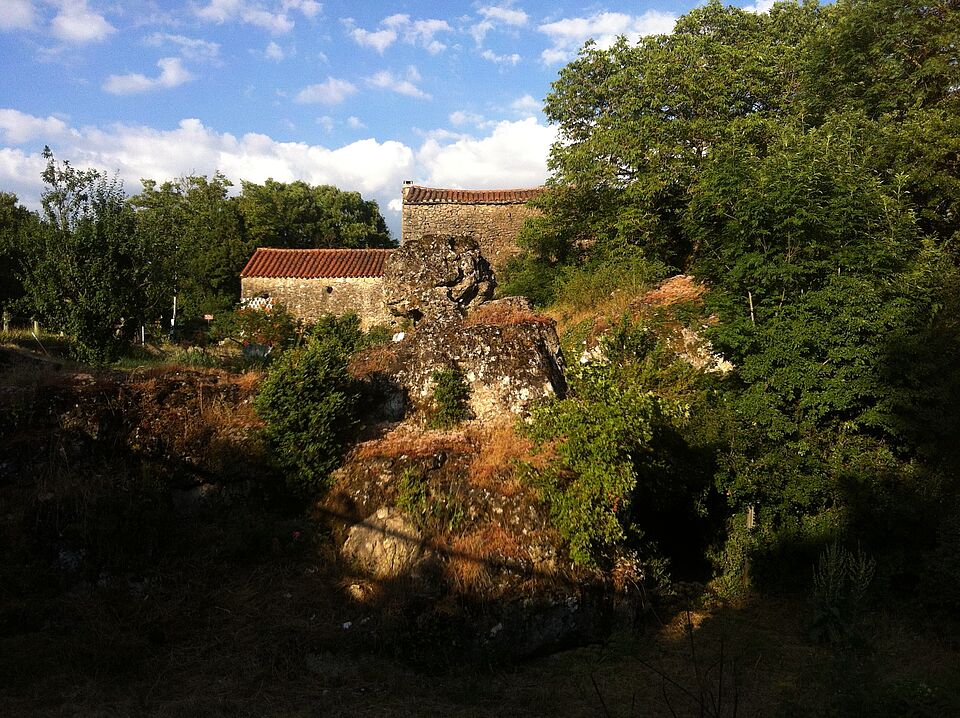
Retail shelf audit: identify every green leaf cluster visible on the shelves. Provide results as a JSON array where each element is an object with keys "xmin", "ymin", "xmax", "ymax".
[
  {"xmin": 427, "ymin": 367, "xmax": 471, "ymax": 430},
  {"xmin": 521, "ymin": 0, "xmax": 960, "ymax": 590},
  {"xmin": 253, "ymin": 314, "xmax": 364, "ymax": 495}
]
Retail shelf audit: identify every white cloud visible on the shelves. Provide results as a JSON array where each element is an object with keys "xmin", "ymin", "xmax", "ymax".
[
  {"xmin": 283, "ymin": 0, "xmax": 321, "ymax": 18},
  {"xmin": 741, "ymin": 0, "xmax": 776, "ymax": 13},
  {"xmin": 316, "ymin": 115, "xmax": 334, "ymax": 132},
  {"xmin": 295, "ymin": 77, "xmax": 357, "ymax": 105},
  {"xmin": 510, "ymin": 94, "xmax": 540, "ymax": 117},
  {"xmin": 0, "ymin": 111, "xmax": 556, "ymax": 236},
  {"xmin": 265, "ymin": 40, "xmax": 284, "ymax": 60},
  {"xmin": 470, "ymin": 3, "xmax": 527, "ymax": 44},
  {"xmin": 0, "ymin": 0, "xmax": 36, "ymax": 31},
  {"xmin": 449, "ymin": 110, "xmax": 485, "ymax": 127},
  {"xmin": 417, "ymin": 117, "xmax": 554, "ymax": 189},
  {"xmin": 146, "ymin": 33, "xmax": 221, "ymax": 63},
  {"xmin": 195, "ymin": 0, "xmax": 319, "ymax": 34},
  {"xmin": 480, "ymin": 49, "xmax": 521, "ymax": 66},
  {"xmin": 103, "ymin": 57, "xmax": 194, "ymax": 95},
  {"xmin": 538, "ymin": 10, "xmax": 676, "ymax": 64},
  {"xmin": 479, "ymin": 5, "xmax": 528, "ymax": 26},
  {"xmin": 348, "ymin": 14, "xmax": 451, "ymax": 54},
  {"xmin": 0, "ymin": 109, "xmax": 75, "ymax": 144},
  {"xmin": 367, "ymin": 67, "xmax": 430, "ymax": 100},
  {"xmin": 346, "ymin": 116, "xmax": 365, "ymax": 129},
  {"xmin": 50, "ymin": 0, "xmax": 116, "ymax": 44},
  {"xmin": 349, "ymin": 27, "xmax": 397, "ymax": 53}
]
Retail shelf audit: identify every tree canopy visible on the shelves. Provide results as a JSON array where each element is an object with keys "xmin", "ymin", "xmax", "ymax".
[{"xmin": 510, "ymin": 0, "xmax": 960, "ymax": 580}]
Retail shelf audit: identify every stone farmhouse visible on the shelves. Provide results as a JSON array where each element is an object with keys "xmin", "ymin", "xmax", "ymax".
[
  {"xmin": 400, "ymin": 183, "xmax": 542, "ymax": 272},
  {"xmin": 239, "ymin": 247, "xmax": 393, "ymax": 329},
  {"xmin": 240, "ymin": 183, "xmax": 543, "ymax": 327}
]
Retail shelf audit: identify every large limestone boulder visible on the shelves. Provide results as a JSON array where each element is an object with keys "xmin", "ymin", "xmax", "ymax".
[
  {"xmin": 392, "ymin": 313, "xmax": 566, "ymax": 421},
  {"xmin": 383, "ymin": 234, "xmax": 495, "ymax": 324},
  {"xmin": 341, "ymin": 506, "xmax": 423, "ymax": 579}
]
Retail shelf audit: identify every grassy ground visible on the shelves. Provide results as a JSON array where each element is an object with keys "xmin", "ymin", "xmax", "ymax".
[
  {"xmin": 3, "ymin": 545, "xmax": 958, "ymax": 718},
  {"xmin": 2, "ymin": 336, "xmax": 959, "ymax": 717}
]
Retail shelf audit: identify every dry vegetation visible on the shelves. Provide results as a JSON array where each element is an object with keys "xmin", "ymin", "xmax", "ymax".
[{"xmin": 3, "ymin": 343, "xmax": 960, "ymax": 717}]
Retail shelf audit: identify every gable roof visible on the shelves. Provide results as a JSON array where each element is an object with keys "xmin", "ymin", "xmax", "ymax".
[
  {"xmin": 240, "ymin": 248, "xmax": 393, "ymax": 279},
  {"xmin": 402, "ymin": 185, "xmax": 544, "ymax": 205}
]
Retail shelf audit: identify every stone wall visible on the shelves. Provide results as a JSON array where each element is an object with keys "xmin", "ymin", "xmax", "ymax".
[
  {"xmin": 240, "ymin": 276, "xmax": 393, "ymax": 329},
  {"xmin": 401, "ymin": 203, "xmax": 540, "ymax": 272}
]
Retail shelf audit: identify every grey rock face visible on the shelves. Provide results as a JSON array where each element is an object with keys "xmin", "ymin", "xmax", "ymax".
[
  {"xmin": 340, "ymin": 506, "xmax": 424, "ymax": 579},
  {"xmin": 383, "ymin": 234, "xmax": 495, "ymax": 324}
]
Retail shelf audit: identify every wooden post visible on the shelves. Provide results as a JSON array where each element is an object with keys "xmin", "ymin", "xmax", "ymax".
[{"xmin": 2, "ymin": 309, "xmax": 9, "ymax": 333}]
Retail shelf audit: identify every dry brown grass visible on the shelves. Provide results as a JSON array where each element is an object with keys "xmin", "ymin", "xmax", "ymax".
[
  {"xmin": 446, "ymin": 524, "xmax": 526, "ymax": 594},
  {"xmin": 353, "ymin": 423, "xmax": 472, "ymax": 460},
  {"xmin": 348, "ymin": 343, "xmax": 398, "ymax": 377},
  {"xmin": 463, "ymin": 302, "xmax": 555, "ymax": 328},
  {"xmin": 636, "ymin": 274, "xmax": 706, "ymax": 308},
  {"xmin": 465, "ymin": 422, "xmax": 534, "ymax": 494}
]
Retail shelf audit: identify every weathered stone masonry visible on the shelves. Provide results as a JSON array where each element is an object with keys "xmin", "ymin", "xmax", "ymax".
[
  {"xmin": 240, "ymin": 248, "xmax": 394, "ymax": 329},
  {"xmin": 401, "ymin": 185, "xmax": 543, "ymax": 272}
]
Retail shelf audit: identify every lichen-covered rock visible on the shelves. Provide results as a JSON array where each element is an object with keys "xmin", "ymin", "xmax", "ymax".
[
  {"xmin": 383, "ymin": 234, "xmax": 495, "ymax": 324},
  {"xmin": 392, "ymin": 318, "xmax": 566, "ymax": 421},
  {"xmin": 340, "ymin": 506, "xmax": 424, "ymax": 579}
]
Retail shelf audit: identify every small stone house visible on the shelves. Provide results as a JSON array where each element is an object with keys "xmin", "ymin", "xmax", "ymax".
[
  {"xmin": 401, "ymin": 184, "xmax": 543, "ymax": 271},
  {"xmin": 239, "ymin": 247, "xmax": 394, "ymax": 329}
]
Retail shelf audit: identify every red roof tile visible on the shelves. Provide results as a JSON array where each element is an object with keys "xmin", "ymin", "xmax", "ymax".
[
  {"xmin": 240, "ymin": 248, "xmax": 393, "ymax": 279},
  {"xmin": 402, "ymin": 185, "xmax": 544, "ymax": 205}
]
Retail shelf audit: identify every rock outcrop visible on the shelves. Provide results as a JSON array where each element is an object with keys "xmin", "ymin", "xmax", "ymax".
[
  {"xmin": 383, "ymin": 234, "xmax": 495, "ymax": 324},
  {"xmin": 355, "ymin": 234, "xmax": 566, "ymax": 421},
  {"xmin": 340, "ymin": 506, "xmax": 424, "ymax": 579}
]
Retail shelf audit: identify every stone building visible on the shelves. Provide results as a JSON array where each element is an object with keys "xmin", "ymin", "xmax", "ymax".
[
  {"xmin": 401, "ymin": 183, "xmax": 543, "ymax": 271},
  {"xmin": 240, "ymin": 247, "xmax": 394, "ymax": 329}
]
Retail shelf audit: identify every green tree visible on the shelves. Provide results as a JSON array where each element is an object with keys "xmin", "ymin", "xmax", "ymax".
[
  {"xmin": 130, "ymin": 173, "xmax": 251, "ymax": 320},
  {"xmin": 254, "ymin": 314, "xmax": 364, "ymax": 494},
  {"xmin": 0, "ymin": 192, "xmax": 38, "ymax": 320},
  {"xmin": 239, "ymin": 179, "xmax": 392, "ymax": 249},
  {"xmin": 23, "ymin": 148, "xmax": 167, "ymax": 362},
  {"xmin": 538, "ymin": 0, "xmax": 823, "ymax": 268}
]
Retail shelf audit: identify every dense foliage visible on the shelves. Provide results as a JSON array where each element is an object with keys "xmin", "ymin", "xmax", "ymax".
[
  {"xmin": 22, "ymin": 149, "xmax": 169, "ymax": 362},
  {"xmin": 514, "ymin": 0, "xmax": 960, "ymax": 588},
  {"xmin": 0, "ymin": 157, "xmax": 393, "ymax": 358},
  {"xmin": 426, "ymin": 367, "xmax": 471, "ymax": 429},
  {"xmin": 522, "ymin": 318, "xmax": 716, "ymax": 567},
  {"xmin": 253, "ymin": 315, "xmax": 365, "ymax": 494}
]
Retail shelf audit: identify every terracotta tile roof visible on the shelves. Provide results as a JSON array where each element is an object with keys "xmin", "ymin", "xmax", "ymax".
[
  {"xmin": 240, "ymin": 248, "xmax": 393, "ymax": 279},
  {"xmin": 402, "ymin": 185, "xmax": 544, "ymax": 205}
]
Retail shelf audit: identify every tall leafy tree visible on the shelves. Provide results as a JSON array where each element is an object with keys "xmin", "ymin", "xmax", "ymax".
[
  {"xmin": 130, "ymin": 173, "xmax": 251, "ymax": 320},
  {"xmin": 24, "ymin": 148, "xmax": 167, "ymax": 362},
  {"xmin": 0, "ymin": 192, "xmax": 38, "ymax": 319},
  {"xmin": 540, "ymin": 0, "xmax": 823, "ymax": 267},
  {"xmin": 239, "ymin": 179, "xmax": 392, "ymax": 249}
]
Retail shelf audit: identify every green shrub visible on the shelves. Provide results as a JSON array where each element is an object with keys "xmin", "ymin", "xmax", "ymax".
[
  {"xmin": 213, "ymin": 303, "xmax": 300, "ymax": 353},
  {"xmin": 396, "ymin": 468, "xmax": 428, "ymax": 516},
  {"xmin": 427, "ymin": 367, "xmax": 471, "ymax": 430},
  {"xmin": 497, "ymin": 253, "xmax": 562, "ymax": 307},
  {"xmin": 807, "ymin": 543, "xmax": 876, "ymax": 644},
  {"xmin": 253, "ymin": 315, "xmax": 363, "ymax": 495},
  {"xmin": 521, "ymin": 362, "xmax": 684, "ymax": 566},
  {"xmin": 554, "ymin": 247, "xmax": 670, "ymax": 310}
]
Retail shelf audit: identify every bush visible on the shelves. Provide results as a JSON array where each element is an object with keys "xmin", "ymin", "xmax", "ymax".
[
  {"xmin": 807, "ymin": 543, "xmax": 876, "ymax": 644},
  {"xmin": 427, "ymin": 367, "xmax": 471, "ymax": 430},
  {"xmin": 253, "ymin": 315, "xmax": 363, "ymax": 495},
  {"xmin": 554, "ymin": 247, "xmax": 670, "ymax": 310},
  {"xmin": 497, "ymin": 253, "xmax": 562, "ymax": 307},
  {"xmin": 213, "ymin": 303, "xmax": 300, "ymax": 352}
]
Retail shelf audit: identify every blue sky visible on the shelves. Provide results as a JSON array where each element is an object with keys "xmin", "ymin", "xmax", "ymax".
[{"xmin": 0, "ymin": 0, "xmax": 772, "ymax": 236}]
